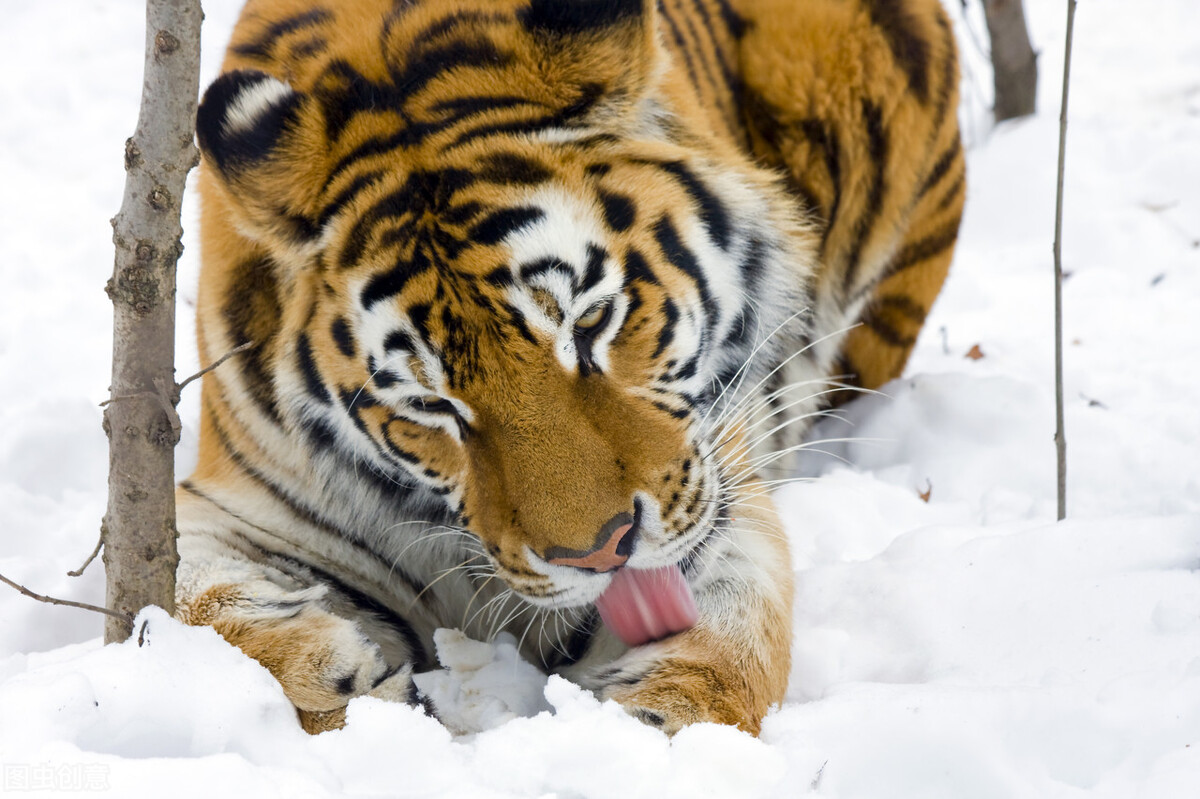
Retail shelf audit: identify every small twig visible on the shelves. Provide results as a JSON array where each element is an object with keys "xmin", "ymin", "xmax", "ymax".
[
  {"xmin": 1052, "ymin": 0, "xmax": 1077, "ymax": 521},
  {"xmin": 175, "ymin": 341, "xmax": 253, "ymax": 395},
  {"xmin": 0, "ymin": 570, "xmax": 134, "ymax": 625},
  {"xmin": 99, "ymin": 341, "xmax": 252, "ymax": 438},
  {"xmin": 67, "ymin": 527, "xmax": 105, "ymax": 577},
  {"xmin": 152, "ymin": 375, "xmax": 183, "ymax": 440}
]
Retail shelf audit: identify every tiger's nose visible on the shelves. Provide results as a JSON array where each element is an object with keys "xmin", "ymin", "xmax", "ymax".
[{"xmin": 545, "ymin": 511, "xmax": 639, "ymax": 573}]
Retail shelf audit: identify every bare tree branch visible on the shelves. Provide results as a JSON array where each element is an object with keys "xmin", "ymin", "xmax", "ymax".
[
  {"xmin": 67, "ymin": 527, "xmax": 105, "ymax": 577},
  {"xmin": 1053, "ymin": 0, "xmax": 1078, "ymax": 521},
  {"xmin": 0, "ymin": 570, "xmax": 134, "ymax": 625},
  {"xmin": 175, "ymin": 341, "xmax": 254, "ymax": 395}
]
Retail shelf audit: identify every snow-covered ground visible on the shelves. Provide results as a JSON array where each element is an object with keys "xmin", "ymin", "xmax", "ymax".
[{"xmin": 2, "ymin": 1, "xmax": 1198, "ymax": 796}]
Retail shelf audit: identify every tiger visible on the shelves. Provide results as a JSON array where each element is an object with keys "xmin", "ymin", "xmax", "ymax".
[{"xmin": 176, "ymin": 0, "xmax": 964, "ymax": 736}]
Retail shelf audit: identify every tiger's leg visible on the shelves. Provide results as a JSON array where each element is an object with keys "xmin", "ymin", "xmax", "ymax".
[
  {"xmin": 175, "ymin": 534, "xmax": 422, "ymax": 733},
  {"xmin": 573, "ymin": 491, "xmax": 793, "ymax": 736}
]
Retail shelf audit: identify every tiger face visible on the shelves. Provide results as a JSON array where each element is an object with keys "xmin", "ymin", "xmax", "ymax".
[{"xmin": 195, "ymin": 0, "xmax": 811, "ymax": 613}]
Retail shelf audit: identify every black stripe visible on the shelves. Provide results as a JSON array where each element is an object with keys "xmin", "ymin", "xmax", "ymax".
[
  {"xmin": 521, "ymin": 0, "xmax": 643, "ymax": 35},
  {"xmin": 874, "ymin": 293, "xmax": 928, "ymax": 324},
  {"xmin": 503, "ymin": 304, "xmax": 541, "ymax": 346},
  {"xmin": 598, "ymin": 190, "xmax": 636, "ymax": 232},
  {"xmin": 917, "ymin": 139, "xmax": 961, "ymax": 201},
  {"xmin": 579, "ymin": 245, "xmax": 608, "ymax": 293},
  {"xmin": 652, "ymin": 298, "xmax": 679, "ymax": 358},
  {"xmin": 873, "ymin": 214, "xmax": 962, "ymax": 290},
  {"xmin": 623, "ymin": 249, "xmax": 659, "ymax": 286},
  {"xmin": 383, "ymin": 329, "xmax": 415, "ymax": 352},
  {"xmin": 405, "ymin": 10, "xmax": 509, "ymax": 49},
  {"xmin": 368, "ymin": 356, "xmax": 402, "ymax": 388},
  {"xmin": 331, "ymin": 317, "xmax": 356, "ymax": 358},
  {"xmin": 476, "ymin": 152, "xmax": 554, "ymax": 186},
  {"xmin": 318, "ymin": 170, "xmax": 386, "ymax": 228},
  {"xmin": 862, "ymin": 313, "xmax": 916, "ymax": 348},
  {"xmin": 798, "ymin": 117, "xmax": 842, "ymax": 237},
  {"xmin": 721, "ymin": 304, "xmax": 757, "ymax": 349},
  {"xmin": 657, "ymin": 2, "xmax": 704, "ymax": 109},
  {"xmin": 395, "ymin": 39, "xmax": 514, "ymax": 109},
  {"xmin": 657, "ymin": 160, "xmax": 732, "ymax": 250},
  {"xmin": 863, "ymin": 0, "xmax": 931, "ymax": 103},
  {"xmin": 222, "ymin": 255, "xmax": 284, "ymax": 424},
  {"xmin": 443, "ymin": 83, "xmax": 606, "ymax": 150},
  {"xmin": 287, "ymin": 36, "xmax": 328, "ymax": 61},
  {"xmin": 518, "ymin": 257, "xmax": 572, "ymax": 283},
  {"xmin": 930, "ymin": 13, "xmax": 959, "ymax": 134},
  {"xmin": 741, "ymin": 236, "xmax": 768, "ymax": 292},
  {"xmin": 295, "ymin": 333, "xmax": 331, "ymax": 405},
  {"xmin": 842, "ymin": 100, "xmax": 888, "ymax": 293},
  {"xmin": 673, "ymin": 0, "xmax": 733, "ymax": 123},
  {"xmin": 231, "ymin": 8, "xmax": 332, "ymax": 60},
  {"xmin": 688, "ymin": 0, "xmax": 745, "ymax": 121},
  {"xmin": 652, "ymin": 400, "xmax": 691, "ymax": 419},
  {"xmin": 653, "ymin": 215, "xmax": 715, "ymax": 327},
  {"xmin": 711, "ymin": 0, "xmax": 747, "ymax": 38},
  {"xmin": 936, "ymin": 172, "xmax": 966, "ymax": 213},
  {"xmin": 470, "ymin": 207, "xmax": 545, "ymax": 245},
  {"xmin": 361, "ymin": 248, "xmax": 432, "ymax": 310}
]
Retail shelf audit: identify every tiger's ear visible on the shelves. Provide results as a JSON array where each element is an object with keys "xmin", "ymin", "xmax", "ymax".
[
  {"xmin": 519, "ymin": 0, "xmax": 662, "ymax": 130},
  {"xmin": 196, "ymin": 70, "xmax": 327, "ymax": 253}
]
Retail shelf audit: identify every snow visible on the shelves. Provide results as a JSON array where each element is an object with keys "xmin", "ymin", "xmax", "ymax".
[{"xmin": 2, "ymin": 0, "xmax": 1198, "ymax": 796}]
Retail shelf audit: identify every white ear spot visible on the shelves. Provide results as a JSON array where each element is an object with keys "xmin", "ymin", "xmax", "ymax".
[{"xmin": 222, "ymin": 77, "xmax": 294, "ymax": 137}]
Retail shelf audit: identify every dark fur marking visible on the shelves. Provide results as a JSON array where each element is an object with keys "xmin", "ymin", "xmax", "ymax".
[
  {"xmin": 653, "ymin": 215, "xmax": 715, "ymax": 329},
  {"xmin": 520, "ymin": 0, "xmax": 643, "ymax": 35},
  {"xmin": 470, "ymin": 207, "xmax": 545, "ymax": 246},
  {"xmin": 623, "ymin": 249, "xmax": 658, "ymax": 286},
  {"xmin": 863, "ymin": 0, "xmax": 931, "ymax": 103},
  {"xmin": 598, "ymin": 190, "xmax": 636, "ymax": 232},
  {"xmin": 295, "ymin": 333, "xmax": 332, "ymax": 405},
  {"xmin": 384, "ymin": 330, "xmax": 415, "ymax": 352},
  {"xmin": 331, "ymin": 317, "xmax": 356, "ymax": 358},
  {"xmin": 579, "ymin": 245, "xmax": 609, "ymax": 293},
  {"xmin": 231, "ymin": 9, "xmax": 332, "ymax": 61},
  {"xmin": 222, "ymin": 255, "xmax": 284, "ymax": 424},
  {"xmin": 842, "ymin": 100, "xmax": 888, "ymax": 293},
  {"xmin": 477, "ymin": 152, "xmax": 554, "ymax": 186},
  {"xmin": 657, "ymin": 160, "xmax": 732, "ymax": 250},
  {"xmin": 918, "ymin": 139, "xmax": 962, "ymax": 201},
  {"xmin": 652, "ymin": 298, "xmax": 679, "ymax": 358}
]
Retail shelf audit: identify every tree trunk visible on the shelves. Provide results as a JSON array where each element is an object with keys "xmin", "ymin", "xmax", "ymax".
[
  {"xmin": 103, "ymin": 0, "xmax": 202, "ymax": 644},
  {"xmin": 983, "ymin": 0, "xmax": 1038, "ymax": 122}
]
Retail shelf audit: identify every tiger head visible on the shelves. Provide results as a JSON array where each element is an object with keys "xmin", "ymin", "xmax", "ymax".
[{"xmin": 195, "ymin": 0, "xmax": 815, "ymax": 609}]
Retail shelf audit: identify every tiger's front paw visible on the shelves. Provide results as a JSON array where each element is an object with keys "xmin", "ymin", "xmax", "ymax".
[
  {"xmin": 595, "ymin": 659, "xmax": 762, "ymax": 736},
  {"xmin": 179, "ymin": 583, "xmax": 415, "ymax": 727}
]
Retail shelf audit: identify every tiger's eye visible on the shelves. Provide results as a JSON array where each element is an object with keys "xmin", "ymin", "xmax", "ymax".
[{"xmin": 575, "ymin": 301, "xmax": 610, "ymax": 331}]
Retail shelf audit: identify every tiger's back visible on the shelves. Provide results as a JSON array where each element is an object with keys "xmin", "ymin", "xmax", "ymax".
[{"xmin": 179, "ymin": 0, "xmax": 963, "ymax": 735}]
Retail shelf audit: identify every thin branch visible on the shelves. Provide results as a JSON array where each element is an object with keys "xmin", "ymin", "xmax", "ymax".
[
  {"xmin": 67, "ymin": 527, "xmax": 105, "ymax": 577},
  {"xmin": 0, "ymin": 570, "xmax": 134, "ymax": 624},
  {"xmin": 175, "ymin": 340, "xmax": 253, "ymax": 395},
  {"xmin": 1052, "ymin": 0, "xmax": 1077, "ymax": 521}
]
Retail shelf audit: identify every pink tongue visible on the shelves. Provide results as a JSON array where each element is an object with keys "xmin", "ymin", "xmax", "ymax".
[{"xmin": 594, "ymin": 565, "xmax": 698, "ymax": 646}]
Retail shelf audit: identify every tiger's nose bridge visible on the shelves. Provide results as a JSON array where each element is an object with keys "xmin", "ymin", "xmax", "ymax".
[{"xmin": 543, "ymin": 510, "xmax": 639, "ymax": 572}]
